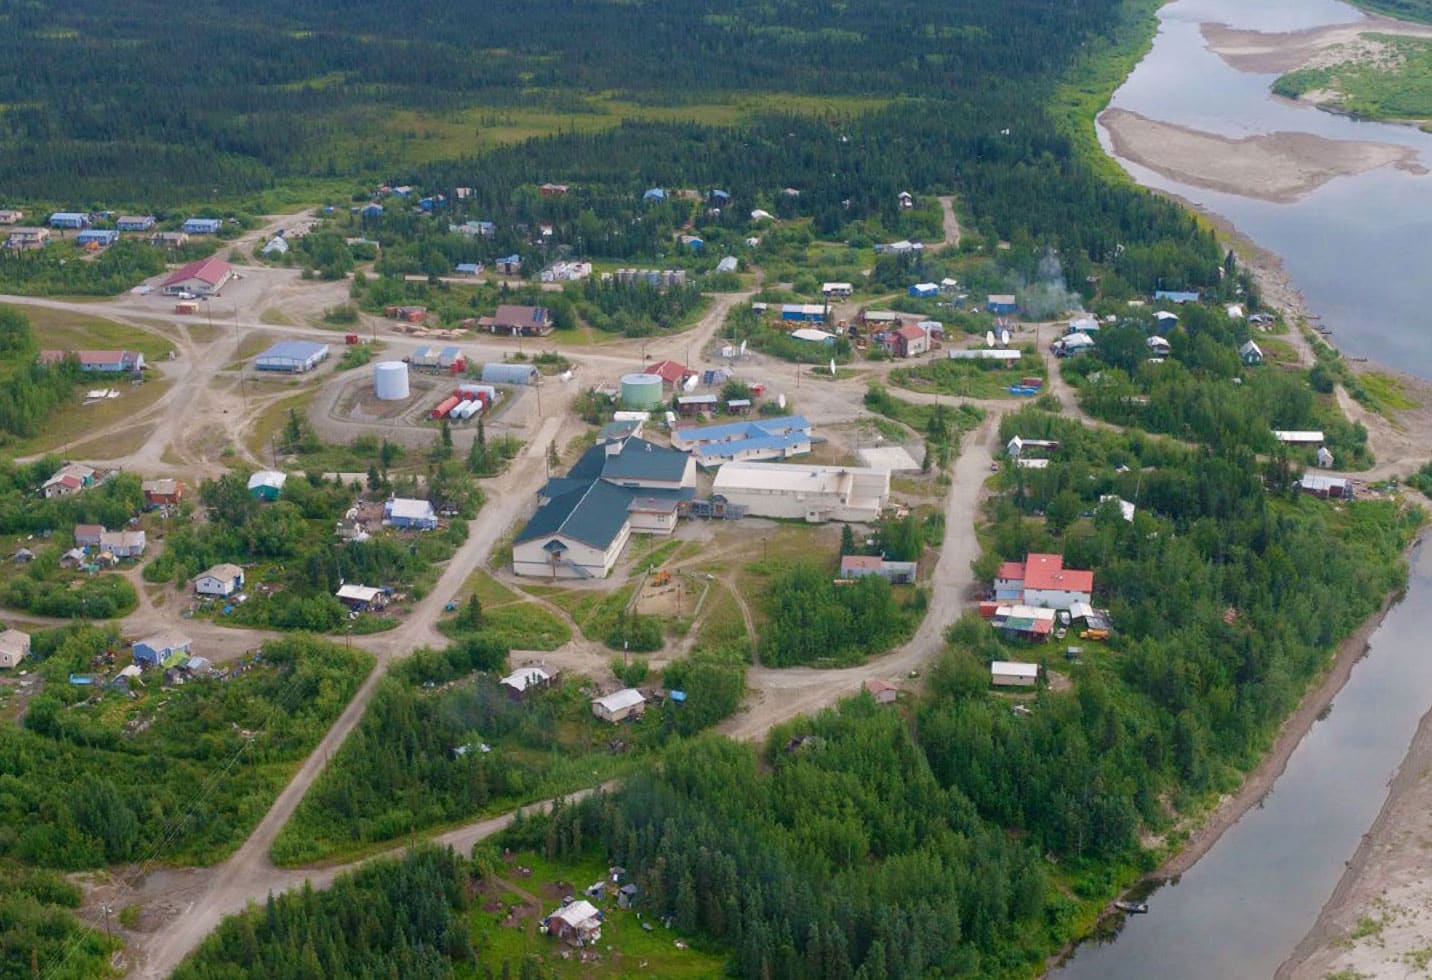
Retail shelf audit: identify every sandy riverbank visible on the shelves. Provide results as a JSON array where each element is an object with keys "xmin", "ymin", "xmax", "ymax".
[
  {"xmin": 1203, "ymin": 16, "xmax": 1432, "ymax": 75},
  {"xmin": 1101, "ymin": 108, "xmax": 1424, "ymax": 203}
]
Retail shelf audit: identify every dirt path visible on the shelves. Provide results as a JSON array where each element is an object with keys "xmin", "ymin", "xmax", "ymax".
[{"xmin": 938, "ymin": 196, "xmax": 962, "ymax": 248}]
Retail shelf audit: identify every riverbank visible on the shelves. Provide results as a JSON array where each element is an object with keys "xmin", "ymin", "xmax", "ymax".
[
  {"xmin": 1101, "ymin": 107, "xmax": 1424, "ymax": 203},
  {"xmin": 1202, "ymin": 16, "xmax": 1432, "ymax": 75}
]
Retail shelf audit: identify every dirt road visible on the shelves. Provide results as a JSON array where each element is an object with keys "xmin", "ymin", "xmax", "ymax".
[{"xmin": 938, "ymin": 196, "xmax": 963, "ymax": 248}]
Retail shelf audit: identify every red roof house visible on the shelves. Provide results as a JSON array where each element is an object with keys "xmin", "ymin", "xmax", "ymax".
[
  {"xmin": 646, "ymin": 359, "xmax": 694, "ymax": 387},
  {"xmin": 1019, "ymin": 553, "xmax": 1093, "ymax": 607},
  {"xmin": 892, "ymin": 324, "xmax": 929, "ymax": 358},
  {"xmin": 162, "ymin": 256, "xmax": 232, "ymax": 296}
]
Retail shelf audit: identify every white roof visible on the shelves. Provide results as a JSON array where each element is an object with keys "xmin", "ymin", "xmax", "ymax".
[
  {"xmin": 336, "ymin": 584, "xmax": 383, "ymax": 603},
  {"xmin": 501, "ymin": 667, "xmax": 552, "ymax": 692},
  {"xmin": 201, "ymin": 563, "xmax": 244, "ymax": 582},
  {"xmin": 1273, "ymin": 430, "xmax": 1324, "ymax": 444},
  {"xmin": 1100, "ymin": 495, "xmax": 1136, "ymax": 521},
  {"xmin": 0, "ymin": 629, "xmax": 28, "ymax": 654},
  {"xmin": 1240, "ymin": 340, "xmax": 1263, "ymax": 356},
  {"xmin": 593, "ymin": 688, "xmax": 645, "ymax": 712},
  {"xmin": 118, "ymin": 664, "xmax": 142, "ymax": 679},
  {"xmin": 1301, "ymin": 473, "xmax": 1351, "ymax": 491},
  {"xmin": 549, "ymin": 899, "xmax": 601, "ymax": 929},
  {"xmin": 1154, "ymin": 310, "xmax": 1178, "ymax": 321},
  {"xmin": 387, "ymin": 497, "xmax": 435, "ymax": 520},
  {"xmin": 1227, "ymin": 304, "xmax": 1245, "ymax": 318},
  {"xmin": 823, "ymin": 282, "xmax": 853, "ymax": 291},
  {"xmin": 714, "ymin": 460, "xmax": 887, "ymax": 494},
  {"xmin": 948, "ymin": 348, "xmax": 1020, "ymax": 361},
  {"xmin": 990, "ymin": 660, "xmax": 1040, "ymax": 678},
  {"xmin": 1146, "ymin": 335, "xmax": 1170, "ymax": 349},
  {"xmin": 135, "ymin": 630, "xmax": 190, "ymax": 652},
  {"xmin": 247, "ymin": 470, "xmax": 287, "ymax": 490},
  {"xmin": 790, "ymin": 328, "xmax": 835, "ymax": 342},
  {"xmin": 1015, "ymin": 458, "xmax": 1050, "ymax": 469},
  {"xmin": 1062, "ymin": 331, "xmax": 1095, "ymax": 348},
  {"xmin": 1068, "ymin": 600, "xmax": 1096, "ymax": 620},
  {"xmin": 994, "ymin": 605, "xmax": 1057, "ymax": 622}
]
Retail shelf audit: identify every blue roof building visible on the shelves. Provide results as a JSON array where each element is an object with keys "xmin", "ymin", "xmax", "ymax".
[
  {"xmin": 254, "ymin": 340, "xmax": 330, "ymax": 373},
  {"xmin": 672, "ymin": 415, "xmax": 813, "ymax": 466},
  {"xmin": 116, "ymin": 215, "xmax": 156, "ymax": 232},
  {"xmin": 48, "ymin": 212, "xmax": 90, "ymax": 229},
  {"xmin": 642, "ymin": 188, "xmax": 666, "ymax": 202},
  {"xmin": 480, "ymin": 362, "xmax": 540, "ymax": 385},
  {"xmin": 360, "ymin": 204, "xmax": 385, "ymax": 218},
  {"xmin": 1154, "ymin": 289, "xmax": 1201, "ymax": 304},
  {"xmin": 182, "ymin": 218, "xmax": 222, "ymax": 234},
  {"xmin": 76, "ymin": 229, "xmax": 119, "ymax": 247}
]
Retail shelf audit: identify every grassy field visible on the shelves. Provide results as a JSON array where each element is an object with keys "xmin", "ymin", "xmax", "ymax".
[
  {"xmin": 7, "ymin": 304, "xmax": 177, "ymax": 364},
  {"xmin": 442, "ymin": 570, "xmax": 573, "ymax": 651},
  {"xmin": 1357, "ymin": 369, "xmax": 1421, "ymax": 411},
  {"xmin": 466, "ymin": 849, "xmax": 728, "ymax": 978},
  {"xmin": 336, "ymin": 92, "xmax": 893, "ymax": 167}
]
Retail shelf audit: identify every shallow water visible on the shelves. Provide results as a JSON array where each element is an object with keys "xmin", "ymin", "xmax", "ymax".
[{"xmin": 1096, "ymin": 0, "xmax": 1432, "ymax": 378}]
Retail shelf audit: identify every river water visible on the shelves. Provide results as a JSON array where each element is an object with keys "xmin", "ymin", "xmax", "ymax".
[
  {"xmin": 1096, "ymin": 0, "xmax": 1432, "ymax": 380},
  {"xmin": 1056, "ymin": 2, "xmax": 1432, "ymax": 976}
]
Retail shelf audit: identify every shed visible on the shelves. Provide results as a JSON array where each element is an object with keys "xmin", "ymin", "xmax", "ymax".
[
  {"xmin": 863, "ymin": 678, "xmax": 898, "ymax": 704},
  {"xmin": 182, "ymin": 218, "xmax": 223, "ymax": 235},
  {"xmin": 48, "ymin": 212, "xmax": 90, "ymax": 229},
  {"xmin": 480, "ymin": 363, "xmax": 540, "ymax": 386},
  {"xmin": 987, "ymin": 294, "xmax": 1018, "ymax": 314},
  {"xmin": 501, "ymin": 666, "xmax": 554, "ymax": 698},
  {"xmin": 908, "ymin": 282, "xmax": 939, "ymax": 298},
  {"xmin": 1240, "ymin": 340, "xmax": 1264, "ymax": 365},
  {"xmin": 592, "ymin": 688, "xmax": 645, "ymax": 723},
  {"xmin": 544, "ymin": 900, "xmax": 602, "ymax": 944},
  {"xmin": 77, "ymin": 229, "xmax": 119, "ymax": 248},
  {"xmin": 335, "ymin": 584, "xmax": 384, "ymax": 610},
  {"xmin": 384, "ymin": 497, "xmax": 438, "ymax": 530},
  {"xmin": 991, "ymin": 660, "xmax": 1039, "ymax": 687},
  {"xmin": 1299, "ymin": 474, "xmax": 1354, "ymax": 499}
]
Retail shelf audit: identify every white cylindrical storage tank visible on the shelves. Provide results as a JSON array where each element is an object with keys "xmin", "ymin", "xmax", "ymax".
[
  {"xmin": 452, "ymin": 399, "xmax": 474, "ymax": 420},
  {"xmin": 373, "ymin": 361, "xmax": 410, "ymax": 400},
  {"xmin": 460, "ymin": 400, "xmax": 478, "ymax": 420},
  {"xmin": 621, "ymin": 372, "xmax": 664, "ymax": 410}
]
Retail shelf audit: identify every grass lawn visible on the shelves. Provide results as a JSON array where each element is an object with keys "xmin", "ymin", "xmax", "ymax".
[
  {"xmin": 245, "ymin": 388, "xmax": 320, "ymax": 460},
  {"xmin": 7, "ymin": 305, "xmax": 177, "ymax": 363},
  {"xmin": 441, "ymin": 571, "xmax": 574, "ymax": 651},
  {"xmin": 520, "ymin": 583, "xmax": 638, "ymax": 645},
  {"xmin": 9, "ymin": 378, "xmax": 173, "ymax": 458},
  {"xmin": 466, "ymin": 849, "xmax": 728, "ymax": 979},
  {"xmin": 1357, "ymin": 370, "xmax": 1420, "ymax": 412},
  {"xmin": 692, "ymin": 581, "xmax": 748, "ymax": 649},
  {"xmin": 889, "ymin": 354, "xmax": 1044, "ymax": 399}
]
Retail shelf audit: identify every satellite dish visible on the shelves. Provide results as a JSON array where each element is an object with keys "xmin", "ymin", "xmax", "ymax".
[
  {"xmin": 777, "ymin": 393, "xmax": 787, "ymax": 409},
  {"xmin": 1000, "ymin": 329, "xmax": 1010, "ymax": 347},
  {"xmin": 985, "ymin": 330, "xmax": 995, "ymax": 348},
  {"xmin": 829, "ymin": 358, "xmax": 837, "ymax": 376}
]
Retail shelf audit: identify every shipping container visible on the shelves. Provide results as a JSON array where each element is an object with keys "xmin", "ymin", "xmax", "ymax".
[{"xmin": 431, "ymin": 395, "xmax": 461, "ymax": 419}]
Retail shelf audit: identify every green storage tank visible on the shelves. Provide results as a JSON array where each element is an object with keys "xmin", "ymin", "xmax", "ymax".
[{"xmin": 621, "ymin": 372, "xmax": 665, "ymax": 410}]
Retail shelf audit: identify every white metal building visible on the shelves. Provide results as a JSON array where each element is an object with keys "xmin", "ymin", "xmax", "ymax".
[
  {"xmin": 255, "ymin": 340, "xmax": 329, "ymax": 373},
  {"xmin": 592, "ymin": 688, "xmax": 646, "ymax": 723},
  {"xmin": 990, "ymin": 661, "xmax": 1039, "ymax": 687},
  {"xmin": 712, "ymin": 461, "xmax": 889, "ymax": 522}
]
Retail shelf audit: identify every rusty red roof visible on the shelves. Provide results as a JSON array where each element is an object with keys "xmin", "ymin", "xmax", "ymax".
[
  {"xmin": 163, "ymin": 255, "xmax": 230, "ymax": 287},
  {"xmin": 1021, "ymin": 553, "xmax": 1093, "ymax": 594}
]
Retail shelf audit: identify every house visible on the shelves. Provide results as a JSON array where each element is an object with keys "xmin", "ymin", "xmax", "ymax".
[
  {"xmin": 823, "ymin": 282, "xmax": 853, "ymax": 299},
  {"xmin": 839, "ymin": 554, "xmax": 917, "ymax": 584},
  {"xmin": 864, "ymin": 678, "xmax": 899, "ymax": 704},
  {"xmin": 74, "ymin": 523, "xmax": 105, "ymax": 548},
  {"xmin": 712, "ymin": 461, "xmax": 890, "ymax": 523},
  {"xmin": 195, "ymin": 563, "xmax": 245, "ymax": 597},
  {"xmin": 43, "ymin": 462, "xmax": 96, "ymax": 499},
  {"xmin": 1005, "ymin": 436, "xmax": 1058, "ymax": 460},
  {"xmin": 1069, "ymin": 315, "xmax": 1101, "ymax": 335},
  {"xmin": 152, "ymin": 231, "xmax": 189, "ymax": 248},
  {"xmin": 646, "ymin": 359, "xmax": 695, "ymax": 388},
  {"xmin": 501, "ymin": 666, "xmax": 554, "ymax": 699},
  {"xmin": 672, "ymin": 416, "xmax": 812, "ymax": 464},
  {"xmin": 1154, "ymin": 289, "xmax": 1201, "ymax": 304},
  {"xmin": 360, "ymin": 203, "xmax": 385, "ymax": 218},
  {"xmin": 1099, "ymin": 495, "xmax": 1136, "ymax": 522},
  {"xmin": 1153, "ymin": 310, "xmax": 1179, "ymax": 329},
  {"xmin": 892, "ymin": 324, "xmax": 929, "ymax": 358},
  {"xmin": 247, "ymin": 470, "xmax": 287, "ymax": 500},
  {"xmin": 181, "ymin": 218, "xmax": 223, "ymax": 235},
  {"xmin": 908, "ymin": 282, "xmax": 939, "ymax": 298},
  {"xmin": 539, "ymin": 260, "xmax": 590, "ymax": 283},
  {"xmin": 0, "ymin": 629, "xmax": 30, "ymax": 669},
  {"xmin": 539, "ymin": 182, "xmax": 569, "ymax": 196},
  {"xmin": 1316, "ymin": 446, "xmax": 1335, "ymax": 468},
  {"xmin": 515, "ymin": 437, "xmax": 696, "ymax": 578},
  {"xmin": 116, "ymin": 215, "xmax": 156, "ymax": 232},
  {"xmin": 1146, "ymin": 335, "xmax": 1172, "ymax": 356},
  {"xmin": 781, "ymin": 303, "xmax": 827, "ymax": 323},
  {"xmin": 1240, "ymin": 340, "xmax": 1264, "ymax": 365},
  {"xmin": 480, "ymin": 362, "xmax": 540, "ymax": 385},
  {"xmin": 5, "ymin": 227, "xmax": 50, "ymax": 250},
  {"xmin": 479, "ymin": 304, "xmax": 552, "ymax": 337},
  {"xmin": 898, "ymin": 191, "xmax": 914, "ymax": 209},
  {"xmin": 993, "ymin": 554, "xmax": 1094, "ymax": 610},
  {"xmin": 716, "ymin": 256, "xmax": 739, "ymax": 273},
  {"xmin": 1300, "ymin": 474, "xmax": 1354, "ymax": 499},
  {"xmin": 675, "ymin": 393, "xmax": 718, "ymax": 416},
  {"xmin": 132, "ymin": 631, "xmax": 192, "ymax": 667},
  {"xmin": 162, "ymin": 255, "xmax": 232, "ymax": 297},
  {"xmin": 592, "ymin": 688, "xmax": 646, "ymax": 723},
  {"xmin": 335, "ymin": 584, "xmax": 384, "ymax": 611},
  {"xmin": 495, "ymin": 254, "xmax": 522, "ymax": 275},
  {"xmin": 1273, "ymin": 430, "xmax": 1325, "ymax": 445},
  {"xmin": 544, "ymin": 900, "xmax": 603, "ymax": 945},
  {"xmin": 384, "ymin": 497, "xmax": 438, "ymax": 530},
  {"xmin": 48, "ymin": 212, "xmax": 90, "ymax": 229},
  {"xmin": 38, "ymin": 349, "xmax": 145, "ymax": 374},
  {"xmin": 142, "ymin": 478, "xmax": 184, "ymax": 507},
  {"xmin": 261, "ymin": 237, "xmax": 289, "ymax": 256},
  {"xmin": 987, "ymin": 294, "xmax": 1018, "ymax": 314},
  {"xmin": 1053, "ymin": 332, "xmax": 1095, "ymax": 357},
  {"xmin": 991, "ymin": 660, "xmax": 1040, "ymax": 687},
  {"xmin": 99, "ymin": 530, "xmax": 146, "ymax": 559},
  {"xmin": 993, "ymin": 602, "xmax": 1060, "ymax": 640},
  {"xmin": 76, "ymin": 229, "xmax": 119, "ymax": 248},
  {"xmin": 254, "ymin": 340, "xmax": 329, "ymax": 373},
  {"xmin": 0, "ymin": 209, "xmax": 22, "ymax": 225}
]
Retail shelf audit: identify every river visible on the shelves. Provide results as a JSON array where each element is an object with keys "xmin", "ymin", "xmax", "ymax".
[
  {"xmin": 1056, "ymin": 1, "xmax": 1432, "ymax": 976},
  {"xmin": 1096, "ymin": 0, "xmax": 1432, "ymax": 380}
]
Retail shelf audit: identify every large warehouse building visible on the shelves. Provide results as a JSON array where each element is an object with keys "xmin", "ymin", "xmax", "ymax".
[
  {"xmin": 712, "ymin": 461, "xmax": 890, "ymax": 522},
  {"xmin": 161, "ymin": 255, "xmax": 233, "ymax": 297},
  {"xmin": 254, "ymin": 340, "xmax": 330, "ymax": 373}
]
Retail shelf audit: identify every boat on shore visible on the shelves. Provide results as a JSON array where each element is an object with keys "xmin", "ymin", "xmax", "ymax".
[{"xmin": 1114, "ymin": 900, "xmax": 1149, "ymax": 915}]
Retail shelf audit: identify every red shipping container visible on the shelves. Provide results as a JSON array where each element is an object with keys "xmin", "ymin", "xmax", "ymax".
[{"xmin": 431, "ymin": 395, "xmax": 461, "ymax": 419}]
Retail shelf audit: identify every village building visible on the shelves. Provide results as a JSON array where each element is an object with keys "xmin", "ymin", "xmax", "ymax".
[
  {"xmin": 116, "ymin": 215, "xmax": 156, "ymax": 232},
  {"xmin": 182, "ymin": 218, "xmax": 222, "ymax": 235},
  {"xmin": 247, "ymin": 470, "xmax": 287, "ymax": 500},
  {"xmin": 162, "ymin": 256, "xmax": 232, "ymax": 297},
  {"xmin": 38, "ymin": 349, "xmax": 144, "ymax": 374},
  {"xmin": 864, "ymin": 678, "xmax": 899, "ymax": 704},
  {"xmin": 993, "ymin": 554, "xmax": 1094, "ymax": 610},
  {"xmin": 645, "ymin": 359, "xmax": 695, "ymax": 389},
  {"xmin": 712, "ymin": 461, "xmax": 890, "ymax": 523},
  {"xmin": 195, "ymin": 563, "xmax": 245, "ymax": 597},
  {"xmin": 1316, "ymin": 446, "xmax": 1335, "ymax": 468},
  {"xmin": 43, "ymin": 462, "xmax": 96, "ymax": 499},
  {"xmin": 335, "ymin": 584, "xmax": 385, "ymax": 611},
  {"xmin": 672, "ymin": 415, "xmax": 812, "ymax": 466},
  {"xmin": 5, "ymin": 227, "xmax": 50, "ymax": 250},
  {"xmin": 0, "ymin": 628, "xmax": 30, "ymax": 669},
  {"xmin": 142, "ymin": 478, "xmax": 184, "ymax": 507},
  {"xmin": 1273, "ymin": 430, "xmax": 1325, "ymax": 445},
  {"xmin": 544, "ymin": 900, "xmax": 603, "ymax": 945},
  {"xmin": 254, "ymin": 340, "xmax": 329, "ymax": 373},
  {"xmin": 1240, "ymin": 340, "xmax": 1264, "ymax": 365},
  {"xmin": 74, "ymin": 524, "xmax": 105, "ymax": 548},
  {"xmin": 0, "ymin": 209, "xmax": 23, "ymax": 225},
  {"xmin": 1299, "ymin": 474, "xmax": 1354, "ymax": 500},
  {"xmin": 839, "ymin": 554, "xmax": 917, "ymax": 584},
  {"xmin": 132, "ymin": 631, "xmax": 193, "ymax": 668},
  {"xmin": 514, "ymin": 437, "xmax": 697, "ymax": 578},
  {"xmin": 823, "ymin": 282, "xmax": 853, "ymax": 299},
  {"xmin": 990, "ymin": 660, "xmax": 1040, "ymax": 687},
  {"xmin": 48, "ymin": 212, "xmax": 90, "ymax": 229},
  {"xmin": 501, "ymin": 666, "xmax": 555, "ymax": 699},
  {"xmin": 99, "ymin": 530, "xmax": 146, "ymax": 559},
  {"xmin": 987, "ymin": 294, "xmax": 1018, "ymax": 314},
  {"xmin": 384, "ymin": 497, "xmax": 438, "ymax": 530},
  {"xmin": 891, "ymin": 323, "xmax": 929, "ymax": 358},
  {"xmin": 592, "ymin": 688, "xmax": 646, "ymax": 723},
  {"xmin": 478, "ymin": 304, "xmax": 553, "ymax": 336}
]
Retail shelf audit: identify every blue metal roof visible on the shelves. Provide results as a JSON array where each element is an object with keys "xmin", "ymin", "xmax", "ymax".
[
  {"xmin": 695, "ymin": 433, "xmax": 806, "ymax": 461},
  {"xmin": 258, "ymin": 340, "xmax": 327, "ymax": 362},
  {"xmin": 517, "ymin": 480, "xmax": 634, "ymax": 549},
  {"xmin": 676, "ymin": 415, "xmax": 810, "ymax": 444},
  {"xmin": 600, "ymin": 438, "xmax": 690, "ymax": 483}
]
